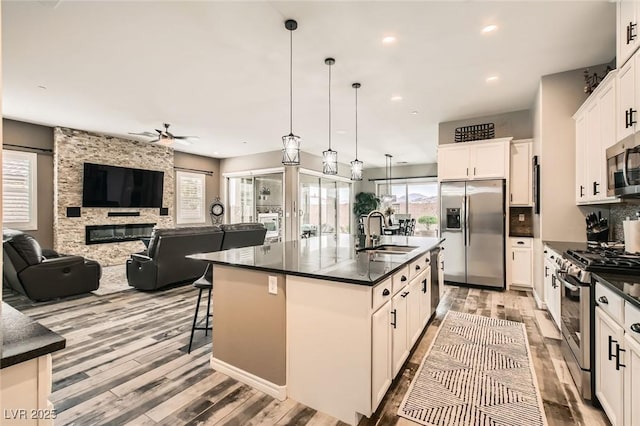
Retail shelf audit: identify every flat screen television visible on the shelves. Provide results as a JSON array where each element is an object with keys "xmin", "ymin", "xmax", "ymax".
[{"xmin": 82, "ymin": 163, "xmax": 164, "ymax": 208}]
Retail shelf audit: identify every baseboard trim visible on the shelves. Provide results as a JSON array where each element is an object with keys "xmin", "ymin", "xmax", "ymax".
[
  {"xmin": 210, "ymin": 356, "xmax": 286, "ymax": 401},
  {"xmin": 532, "ymin": 288, "xmax": 546, "ymax": 310}
]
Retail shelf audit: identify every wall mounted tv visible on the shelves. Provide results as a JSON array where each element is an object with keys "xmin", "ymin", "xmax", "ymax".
[{"xmin": 82, "ymin": 163, "xmax": 164, "ymax": 208}]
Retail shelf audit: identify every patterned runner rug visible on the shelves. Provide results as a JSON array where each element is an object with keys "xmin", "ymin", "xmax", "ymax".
[{"xmin": 398, "ymin": 311, "xmax": 547, "ymax": 426}]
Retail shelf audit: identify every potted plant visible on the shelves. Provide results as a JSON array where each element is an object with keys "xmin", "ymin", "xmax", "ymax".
[
  {"xmin": 418, "ymin": 215, "xmax": 438, "ymax": 230},
  {"xmin": 353, "ymin": 192, "xmax": 380, "ymax": 217}
]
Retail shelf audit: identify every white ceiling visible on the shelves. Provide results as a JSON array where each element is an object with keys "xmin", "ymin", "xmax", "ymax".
[{"xmin": 2, "ymin": 1, "xmax": 615, "ymax": 168}]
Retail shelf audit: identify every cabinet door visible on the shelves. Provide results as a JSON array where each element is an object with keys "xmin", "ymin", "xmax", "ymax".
[
  {"xmin": 624, "ymin": 333, "xmax": 640, "ymax": 426},
  {"xmin": 586, "ymin": 100, "xmax": 602, "ymax": 202},
  {"xmin": 596, "ymin": 307, "xmax": 625, "ymax": 426},
  {"xmin": 510, "ymin": 247, "xmax": 532, "ymax": 287},
  {"xmin": 543, "ymin": 258, "xmax": 554, "ymax": 309},
  {"xmin": 471, "ymin": 142, "xmax": 507, "ymax": 179},
  {"xmin": 619, "ymin": 0, "xmax": 639, "ymax": 68},
  {"xmin": 419, "ymin": 269, "xmax": 432, "ymax": 327},
  {"xmin": 437, "ymin": 145, "xmax": 470, "ymax": 180},
  {"xmin": 371, "ymin": 302, "xmax": 392, "ymax": 411},
  {"xmin": 618, "ymin": 58, "xmax": 636, "ymax": 142},
  {"xmin": 509, "ymin": 141, "xmax": 531, "ymax": 205},
  {"xmin": 407, "ymin": 278, "xmax": 422, "ymax": 347},
  {"xmin": 598, "ymin": 79, "xmax": 618, "ymax": 202},
  {"xmin": 575, "ymin": 113, "xmax": 588, "ymax": 203},
  {"xmin": 438, "ymin": 250, "xmax": 445, "ymax": 299},
  {"xmin": 391, "ymin": 290, "xmax": 409, "ymax": 376}
]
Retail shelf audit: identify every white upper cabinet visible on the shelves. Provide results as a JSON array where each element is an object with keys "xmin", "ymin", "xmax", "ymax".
[
  {"xmin": 618, "ymin": 0, "xmax": 639, "ymax": 69},
  {"xmin": 618, "ymin": 58, "xmax": 636, "ymax": 142},
  {"xmin": 438, "ymin": 138, "xmax": 511, "ymax": 181},
  {"xmin": 575, "ymin": 71, "xmax": 619, "ymax": 205},
  {"xmin": 509, "ymin": 139, "xmax": 532, "ymax": 206}
]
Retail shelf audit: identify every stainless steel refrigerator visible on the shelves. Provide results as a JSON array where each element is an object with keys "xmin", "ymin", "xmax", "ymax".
[{"xmin": 440, "ymin": 179, "xmax": 505, "ymax": 289}]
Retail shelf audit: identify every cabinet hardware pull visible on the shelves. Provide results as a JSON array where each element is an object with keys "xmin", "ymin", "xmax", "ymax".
[
  {"xmin": 422, "ymin": 279, "xmax": 427, "ymax": 293},
  {"xmin": 466, "ymin": 167, "xmax": 469, "ymax": 176},
  {"xmin": 580, "ymin": 185, "xmax": 584, "ymax": 197},
  {"xmin": 473, "ymin": 167, "xmax": 476, "ymax": 175},
  {"xmin": 517, "ymin": 241, "xmax": 524, "ymax": 245},
  {"xmin": 382, "ymin": 289, "xmax": 390, "ymax": 296},
  {"xmin": 632, "ymin": 108, "xmax": 637, "ymax": 126},
  {"xmin": 626, "ymin": 109, "xmax": 631, "ymax": 128},
  {"xmin": 631, "ymin": 323, "xmax": 640, "ymax": 333},
  {"xmin": 616, "ymin": 345, "xmax": 626, "ymax": 370},
  {"xmin": 550, "ymin": 255, "xmax": 555, "ymax": 259},
  {"xmin": 510, "ymin": 193, "xmax": 513, "ymax": 202},
  {"xmin": 512, "ymin": 252, "xmax": 515, "ymax": 260},
  {"xmin": 415, "ymin": 265, "xmax": 421, "ymax": 271},
  {"xmin": 440, "ymin": 261, "xmax": 444, "ymax": 270},
  {"xmin": 545, "ymin": 266, "xmax": 548, "ymax": 277},
  {"xmin": 391, "ymin": 309, "xmax": 397, "ymax": 328},
  {"xmin": 544, "ymin": 250, "xmax": 547, "ymax": 254},
  {"xmin": 598, "ymin": 296, "xmax": 608, "ymax": 305},
  {"xmin": 629, "ymin": 21, "xmax": 637, "ymax": 44},
  {"xmin": 593, "ymin": 181, "xmax": 600, "ymax": 195},
  {"xmin": 401, "ymin": 275, "xmax": 407, "ymax": 282},
  {"xmin": 401, "ymin": 291, "xmax": 410, "ymax": 298},
  {"xmin": 608, "ymin": 335, "xmax": 617, "ymax": 361}
]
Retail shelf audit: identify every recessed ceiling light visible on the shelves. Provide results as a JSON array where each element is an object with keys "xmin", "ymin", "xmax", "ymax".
[
  {"xmin": 243, "ymin": 141, "xmax": 248, "ymax": 144},
  {"xmin": 482, "ymin": 25, "xmax": 498, "ymax": 34},
  {"xmin": 37, "ymin": 85, "xmax": 47, "ymax": 90},
  {"xmin": 213, "ymin": 151, "xmax": 219, "ymax": 155},
  {"xmin": 397, "ymin": 161, "xmax": 408, "ymax": 165},
  {"xmin": 410, "ymin": 111, "xmax": 419, "ymax": 115},
  {"xmin": 336, "ymin": 130, "xmax": 347, "ymax": 135},
  {"xmin": 486, "ymin": 75, "xmax": 499, "ymax": 83},
  {"xmin": 391, "ymin": 96, "xmax": 403, "ymax": 101},
  {"xmin": 382, "ymin": 36, "xmax": 396, "ymax": 44}
]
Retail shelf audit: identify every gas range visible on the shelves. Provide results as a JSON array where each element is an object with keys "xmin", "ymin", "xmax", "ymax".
[{"xmin": 564, "ymin": 246, "xmax": 640, "ymax": 275}]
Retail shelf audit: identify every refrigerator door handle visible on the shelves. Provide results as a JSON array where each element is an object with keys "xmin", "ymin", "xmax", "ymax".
[{"xmin": 465, "ymin": 195, "xmax": 470, "ymax": 246}]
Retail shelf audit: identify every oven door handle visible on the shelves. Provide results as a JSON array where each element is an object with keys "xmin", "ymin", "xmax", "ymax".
[{"xmin": 560, "ymin": 278, "xmax": 579, "ymax": 292}]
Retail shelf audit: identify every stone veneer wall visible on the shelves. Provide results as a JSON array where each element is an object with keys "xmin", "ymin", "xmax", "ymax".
[{"xmin": 53, "ymin": 127, "xmax": 175, "ymax": 266}]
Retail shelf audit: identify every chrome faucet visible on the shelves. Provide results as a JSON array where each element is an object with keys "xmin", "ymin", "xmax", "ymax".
[{"xmin": 365, "ymin": 210, "xmax": 385, "ymax": 248}]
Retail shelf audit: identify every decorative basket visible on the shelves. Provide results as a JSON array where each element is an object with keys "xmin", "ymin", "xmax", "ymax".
[{"xmin": 454, "ymin": 123, "xmax": 495, "ymax": 143}]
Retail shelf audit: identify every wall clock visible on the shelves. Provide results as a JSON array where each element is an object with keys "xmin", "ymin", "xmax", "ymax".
[{"xmin": 210, "ymin": 197, "xmax": 225, "ymax": 225}]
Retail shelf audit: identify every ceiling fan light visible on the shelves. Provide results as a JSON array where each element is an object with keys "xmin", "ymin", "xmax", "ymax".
[
  {"xmin": 282, "ymin": 133, "xmax": 300, "ymax": 165},
  {"xmin": 350, "ymin": 159, "xmax": 363, "ymax": 181},
  {"xmin": 156, "ymin": 136, "xmax": 173, "ymax": 146},
  {"xmin": 322, "ymin": 149, "xmax": 338, "ymax": 175}
]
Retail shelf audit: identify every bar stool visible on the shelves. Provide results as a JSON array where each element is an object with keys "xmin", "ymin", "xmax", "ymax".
[{"xmin": 188, "ymin": 263, "xmax": 213, "ymax": 354}]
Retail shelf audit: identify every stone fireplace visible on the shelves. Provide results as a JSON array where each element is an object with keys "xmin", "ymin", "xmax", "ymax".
[
  {"xmin": 53, "ymin": 127, "xmax": 175, "ymax": 266},
  {"xmin": 85, "ymin": 223, "xmax": 156, "ymax": 245}
]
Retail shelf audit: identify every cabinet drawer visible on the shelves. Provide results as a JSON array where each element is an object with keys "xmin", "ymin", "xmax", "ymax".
[
  {"xmin": 372, "ymin": 277, "xmax": 393, "ymax": 311},
  {"xmin": 409, "ymin": 253, "xmax": 430, "ymax": 280},
  {"xmin": 510, "ymin": 238, "xmax": 532, "ymax": 248},
  {"xmin": 625, "ymin": 301, "xmax": 640, "ymax": 344},
  {"xmin": 392, "ymin": 266, "xmax": 410, "ymax": 295},
  {"xmin": 596, "ymin": 282, "xmax": 625, "ymax": 325}
]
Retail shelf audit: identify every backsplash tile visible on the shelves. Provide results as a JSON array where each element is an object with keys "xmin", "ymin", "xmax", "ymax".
[{"xmin": 610, "ymin": 202, "xmax": 640, "ymax": 241}]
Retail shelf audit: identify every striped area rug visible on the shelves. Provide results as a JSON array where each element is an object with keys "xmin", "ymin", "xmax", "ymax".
[{"xmin": 398, "ymin": 311, "xmax": 547, "ymax": 426}]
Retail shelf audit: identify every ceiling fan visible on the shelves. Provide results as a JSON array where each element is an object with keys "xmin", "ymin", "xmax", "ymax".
[{"xmin": 128, "ymin": 123, "xmax": 198, "ymax": 146}]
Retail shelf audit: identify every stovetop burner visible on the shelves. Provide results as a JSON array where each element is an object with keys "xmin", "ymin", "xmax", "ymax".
[{"xmin": 565, "ymin": 246, "xmax": 640, "ymax": 274}]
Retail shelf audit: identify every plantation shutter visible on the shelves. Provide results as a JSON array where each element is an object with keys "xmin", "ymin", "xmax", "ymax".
[
  {"xmin": 3, "ymin": 150, "xmax": 37, "ymax": 230},
  {"xmin": 176, "ymin": 170, "xmax": 206, "ymax": 224}
]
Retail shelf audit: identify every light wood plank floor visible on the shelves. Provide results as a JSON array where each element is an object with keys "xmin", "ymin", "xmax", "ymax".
[{"xmin": 3, "ymin": 284, "xmax": 608, "ymax": 426}]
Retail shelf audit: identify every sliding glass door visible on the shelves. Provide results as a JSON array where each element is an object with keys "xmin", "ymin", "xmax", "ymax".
[{"xmin": 299, "ymin": 172, "xmax": 351, "ymax": 239}]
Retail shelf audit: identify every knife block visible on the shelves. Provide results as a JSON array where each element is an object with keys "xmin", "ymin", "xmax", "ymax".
[{"xmin": 587, "ymin": 227, "xmax": 609, "ymax": 242}]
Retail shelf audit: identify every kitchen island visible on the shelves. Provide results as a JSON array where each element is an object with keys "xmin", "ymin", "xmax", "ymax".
[{"xmin": 189, "ymin": 234, "xmax": 444, "ymax": 425}]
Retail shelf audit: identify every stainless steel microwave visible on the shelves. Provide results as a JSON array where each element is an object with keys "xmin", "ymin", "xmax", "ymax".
[{"xmin": 606, "ymin": 135, "xmax": 640, "ymax": 197}]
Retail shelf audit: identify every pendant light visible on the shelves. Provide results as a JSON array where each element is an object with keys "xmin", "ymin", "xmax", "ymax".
[
  {"xmin": 322, "ymin": 57, "xmax": 338, "ymax": 175},
  {"xmin": 350, "ymin": 82, "xmax": 363, "ymax": 181},
  {"xmin": 282, "ymin": 19, "xmax": 300, "ymax": 166},
  {"xmin": 383, "ymin": 153, "xmax": 396, "ymax": 204}
]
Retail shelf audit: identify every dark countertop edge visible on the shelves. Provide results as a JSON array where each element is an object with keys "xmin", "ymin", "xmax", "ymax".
[
  {"xmin": 205, "ymin": 239, "xmax": 445, "ymax": 287},
  {"xmin": 592, "ymin": 272, "xmax": 640, "ymax": 310},
  {"xmin": 1, "ymin": 303, "xmax": 66, "ymax": 369},
  {"xmin": 543, "ymin": 240, "xmax": 588, "ymax": 254}
]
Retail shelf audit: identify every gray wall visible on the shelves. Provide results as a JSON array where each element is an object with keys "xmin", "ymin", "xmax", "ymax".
[
  {"xmin": 438, "ymin": 109, "xmax": 532, "ymax": 145},
  {"xmin": 3, "ymin": 119, "xmax": 54, "ymax": 247}
]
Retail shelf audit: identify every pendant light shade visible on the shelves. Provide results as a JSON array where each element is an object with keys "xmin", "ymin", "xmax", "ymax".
[
  {"xmin": 350, "ymin": 82, "xmax": 363, "ymax": 181},
  {"xmin": 323, "ymin": 57, "xmax": 338, "ymax": 175},
  {"xmin": 382, "ymin": 153, "xmax": 396, "ymax": 204},
  {"xmin": 282, "ymin": 19, "xmax": 300, "ymax": 166}
]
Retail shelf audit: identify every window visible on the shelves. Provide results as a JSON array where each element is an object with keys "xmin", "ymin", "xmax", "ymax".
[
  {"xmin": 176, "ymin": 170, "xmax": 206, "ymax": 224},
  {"xmin": 3, "ymin": 150, "xmax": 38, "ymax": 231},
  {"xmin": 299, "ymin": 171, "xmax": 351, "ymax": 239},
  {"xmin": 376, "ymin": 179, "xmax": 438, "ymax": 236}
]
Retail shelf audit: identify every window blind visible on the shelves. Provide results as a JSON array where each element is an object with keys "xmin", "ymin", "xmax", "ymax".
[{"xmin": 3, "ymin": 150, "xmax": 38, "ymax": 230}]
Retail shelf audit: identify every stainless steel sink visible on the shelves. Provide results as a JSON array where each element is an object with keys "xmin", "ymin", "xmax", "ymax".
[{"xmin": 358, "ymin": 244, "xmax": 418, "ymax": 255}]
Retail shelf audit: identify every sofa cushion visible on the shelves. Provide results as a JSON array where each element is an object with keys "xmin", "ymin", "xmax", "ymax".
[
  {"xmin": 147, "ymin": 226, "xmax": 222, "ymax": 258},
  {"xmin": 8, "ymin": 233, "xmax": 43, "ymax": 266}
]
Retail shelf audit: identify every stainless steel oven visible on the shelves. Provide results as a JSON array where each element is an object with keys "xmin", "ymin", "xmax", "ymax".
[
  {"xmin": 606, "ymin": 135, "xmax": 640, "ymax": 197},
  {"xmin": 556, "ymin": 268, "xmax": 592, "ymax": 399}
]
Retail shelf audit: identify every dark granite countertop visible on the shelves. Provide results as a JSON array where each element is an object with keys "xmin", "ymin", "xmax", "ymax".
[
  {"xmin": 592, "ymin": 273, "xmax": 640, "ymax": 309},
  {"xmin": 188, "ymin": 235, "xmax": 444, "ymax": 286},
  {"xmin": 1, "ymin": 302, "xmax": 66, "ymax": 369},
  {"xmin": 543, "ymin": 240, "xmax": 589, "ymax": 255}
]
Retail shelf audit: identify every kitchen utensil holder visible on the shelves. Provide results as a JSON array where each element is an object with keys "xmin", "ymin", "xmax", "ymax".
[{"xmin": 587, "ymin": 227, "xmax": 609, "ymax": 242}]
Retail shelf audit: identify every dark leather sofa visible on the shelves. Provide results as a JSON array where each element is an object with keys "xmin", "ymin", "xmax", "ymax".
[
  {"xmin": 3, "ymin": 229, "xmax": 101, "ymax": 301},
  {"xmin": 125, "ymin": 223, "xmax": 267, "ymax": 291}
]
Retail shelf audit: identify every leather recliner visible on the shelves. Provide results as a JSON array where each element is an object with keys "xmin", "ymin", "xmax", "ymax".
[
  {"xmin": 2, "ymin": 229, "xmax": 101, "ymax": 301},
  {"xmin": 126, "ymin": 226, "xmax": 224, "ymax": 290},
  {"xmin": 220, "ymin": 223, "xmax": 268, "ymax": 250}
]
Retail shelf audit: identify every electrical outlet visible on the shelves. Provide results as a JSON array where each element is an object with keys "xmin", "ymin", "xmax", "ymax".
[
  {"xmin": 268, "ymin": 276, "xmax": 278, "ymax": 295},
  {"xmin": 518, "ymin": 214, "xmax": 525, "ymax": 222}
]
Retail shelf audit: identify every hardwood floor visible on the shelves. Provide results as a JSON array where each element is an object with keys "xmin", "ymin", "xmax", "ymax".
[{"xmin": 3, "ymin": 284, "xmax": 608, "ymax": 426}]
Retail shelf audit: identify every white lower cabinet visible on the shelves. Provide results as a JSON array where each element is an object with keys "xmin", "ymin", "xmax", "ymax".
[
  {"xmin": 407, "ymin": 277, "xmax": 423, "ymax": 347},
  {"xmin": 543, "ymin": 254, "xmax": 561, "ymax": 330},
  {"xmin": 596, "ymin": 306, "xmax": 625, "ymax": 426},
  {"xmin": 371, "ymin": 301, "xmax": 392, "ymax": 410},
  {"xmin": 438, "ymin": 249, "xmax": 445, "ymax": 298},
  {"xmin": 510, "ymin": 238, "xmax": 532, "ymax": 288},
  {"xmin": 391, "ymin": 289, "xmax": 409, "ymax": 377},
  {"xmin": 624, "ymin": 333, "xmax": 640, "ymax": 426},
  {"xmin": 419, "ymin": 269, "xmax": 432, "ymax": 327}
]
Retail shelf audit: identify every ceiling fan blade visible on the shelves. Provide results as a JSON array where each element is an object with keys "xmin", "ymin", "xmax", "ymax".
[
  {"xmin": 128, "ymin": 132, "xmax": 157, "ymax": 137},
  {"xmin": 174, "ymin": 139, "xmax": 193, "ymax": 146},
  {"xmin": 148, "ymin": 138, "xmax": 161, "ymax": 143},
  {"xmin": 174, "ymin": 135, "xmax": 199, "ymax": 140}
]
